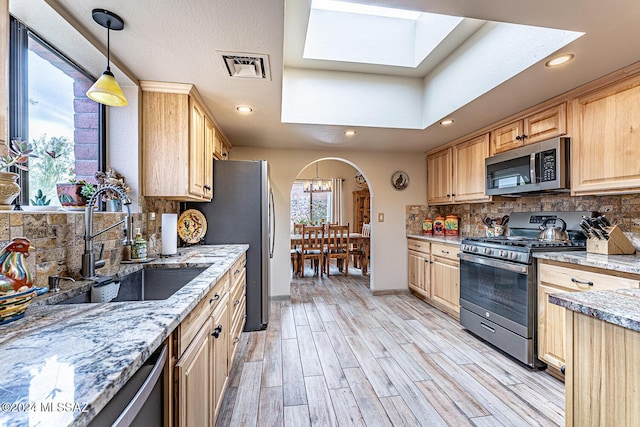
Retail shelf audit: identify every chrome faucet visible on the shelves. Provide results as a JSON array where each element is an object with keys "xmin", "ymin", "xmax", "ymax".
[{"xmin": 81, "ymin": 185, "xmax": 134, "ymax": 278}]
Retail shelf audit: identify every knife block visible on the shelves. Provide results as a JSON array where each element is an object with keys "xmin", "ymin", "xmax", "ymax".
[{"xmin": 586, "ymin": 226, "xmax": 636, "ymax": 255}]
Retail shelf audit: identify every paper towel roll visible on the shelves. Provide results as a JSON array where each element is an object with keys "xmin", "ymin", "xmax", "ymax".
[{"xmin": 161, "ymin": 213, "xmax": 178, "ymax": 255}]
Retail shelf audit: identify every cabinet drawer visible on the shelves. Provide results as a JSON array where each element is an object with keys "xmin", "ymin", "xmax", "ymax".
[
  {"xmin": 228, "ymin": 298, "xmax": 246, "ymax": 366},
  {"xmin": 408, "ymin": 239, "xmax": 430, "ymax": 254},
  {"xmin": 231, "ymin": 255, "xmax": 246, "ymax": 287},
  {"xmin": 178, "ymin": 273, "xmax": 229, "ymax": 355},
  {"xmin": 539, "ymin": 262, "xmax": 640, "ymax": 291},
  {"xmin": 431, "ymin": 243, "xmax": 460, "ymax": 261},
  {"xmin": 230, "ymin": 279, "xmax": 245, "ymax": 315}
]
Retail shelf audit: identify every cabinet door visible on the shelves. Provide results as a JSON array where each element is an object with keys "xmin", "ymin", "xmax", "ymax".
[
  {"xmin": 537, "ymin": 283, "xmax": 568, "ymax": 372},
  {"xmin": 408, "ymin": 250, "xmax": 430, "ymax": 297},
  {"xmin": 452, "ymin": 133, "xmax": 490, "ymax": 203},
  {"xmin": 427, "ymin": 148, "xmax": 453, "ymax": 205},
  {"xmin": 175, "ymin": 319, "xmax": 212, "ymax": 427},
  {"xmin": 211, "ymin": 297, "xmax": 229, "ymax": 420},
  {"xmin": 431, "ymin": 256, "xmax": 460, "ymax": 316},
  {"xmin": 571, "ymin": 76, "xmax": 640, "ymax": 195},
  {"xmin": 204, "ymin": 118, "xmax": 214, "ymax": 199},
  {"xmin": 490, "ymin": 120, "xmax": 523, "ymax": 155},
  {"xmin": 523, "ymin": 103, "xmax": 566, "ymax": 144},
  {"xmin": 189, "ymin": 99, "xmax": 207, "ymax": 198}
]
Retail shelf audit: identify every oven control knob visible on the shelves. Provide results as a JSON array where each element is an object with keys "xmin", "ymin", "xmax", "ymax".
[
  {"xmin": 500, "ymin": 250, "xmax": 507, "ymax": 257},
  {"xmin": 483, "ymin": 248, "xmax": 492, "ymax": 255},
  {"xmin": 509, "ymin": 252, "xmax": 519, "ymax": 260}
]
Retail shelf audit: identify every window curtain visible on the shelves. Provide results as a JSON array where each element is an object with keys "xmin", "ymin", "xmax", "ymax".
[{"xmin": 330, "ymin": 178, "xmax": 344, "ymax": 225}]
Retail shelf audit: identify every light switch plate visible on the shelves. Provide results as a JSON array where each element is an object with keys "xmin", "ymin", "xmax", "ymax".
[{"xmin": 378, "ymin": 213, "xmax": 384, "ymax": 222}]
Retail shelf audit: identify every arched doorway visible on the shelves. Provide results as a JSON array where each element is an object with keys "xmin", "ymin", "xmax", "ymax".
[{"xmin": 289, "ymin": 158, "xmax": 373, "ymax": 286}]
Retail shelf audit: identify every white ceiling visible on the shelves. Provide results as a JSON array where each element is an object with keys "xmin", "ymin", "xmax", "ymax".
[{"xmin": 9, "ymin": 0, "xmax": 640, "ymax": 153}]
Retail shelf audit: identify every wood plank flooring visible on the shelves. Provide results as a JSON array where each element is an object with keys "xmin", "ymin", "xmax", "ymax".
[{"xmin": 217, "ymin": 263, "xmax": 564, "ymax": 426}]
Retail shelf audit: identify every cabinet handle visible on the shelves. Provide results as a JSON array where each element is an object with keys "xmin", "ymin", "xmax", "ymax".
[
  {"xmin": 234, "ymin": 269, "xmax": 240, "ymax": 275},
  {"xmin": 234, "ymin": 299, "xmax": 240, "ymax": 306},
  {"xmin": 571, "ymin": 277, "xmax": 594, "ymax": 286},
  {"xmin": 204, "ymin": 185, "xmax": 211, "ymax": 191},
  {"xmin": 212, "ymin": 325, "xmax": 223, "ymax": 338},
  {"xmin": 210, "ymin": 293, "xmax": 220, "ymax": 303},
  {"xmin": 561, "ymin": 365, "xmax": 566, "ymax": 375},
  {"xmin": 451, "ymin": 194, "xmax": 455, "ymax": 197},
  {"xmin": 233, "ymin": 337, "xmax": 240, "ymax": 344},
  {"xmin": 446, "ymin": 194, "xmax": 450, "ymax": 197},
  {"xmin": 515, "ymin": 134, "xmax": 528, "ymax": 141},
  {"xmin": 441, "ymin": 250, "xmax": 449, "ymax": 254}
]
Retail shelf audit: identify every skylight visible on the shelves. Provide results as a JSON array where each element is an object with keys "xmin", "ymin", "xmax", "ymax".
[{"xmin": 304, "ymin": 0, "xmax": 463, "ymax": 67}]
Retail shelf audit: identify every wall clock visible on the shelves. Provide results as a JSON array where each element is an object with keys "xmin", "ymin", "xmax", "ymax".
[
  {"xmin": 391, "ymin": 171, "xmax": 409, "ymax": 190},
  {"xmin": 354, "ymin": 171, "xmax": 368, "ymax": 188}
]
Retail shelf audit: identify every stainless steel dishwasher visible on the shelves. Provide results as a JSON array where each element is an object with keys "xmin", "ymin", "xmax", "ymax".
[{"xmin": 88, "ymin": 344, "xmax": 167, "ymax": 427}]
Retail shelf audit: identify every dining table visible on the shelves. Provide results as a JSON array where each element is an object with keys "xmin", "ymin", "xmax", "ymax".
[{"xmin": 290, "ymin": 233, "xmax": 370, "ymax": 275}]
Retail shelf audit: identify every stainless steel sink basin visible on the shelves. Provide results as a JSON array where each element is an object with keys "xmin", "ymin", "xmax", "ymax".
[{"xmin": 58, "ymin": 267, "xmax": 206, "ymax": 304}]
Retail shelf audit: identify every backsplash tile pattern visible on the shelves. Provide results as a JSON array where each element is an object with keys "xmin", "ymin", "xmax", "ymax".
[
  {"xmin": 0, "ymin": 197, "xmax": 179, "ymax": 288},
  {"xmin": 407, "ymin": 193, "xmax": 640, "ymax": 251}
]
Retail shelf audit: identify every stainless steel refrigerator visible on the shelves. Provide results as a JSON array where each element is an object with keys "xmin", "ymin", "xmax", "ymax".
[{"xmin": 185, "ymin": 160, "xmax": 273, "ymax": 331}]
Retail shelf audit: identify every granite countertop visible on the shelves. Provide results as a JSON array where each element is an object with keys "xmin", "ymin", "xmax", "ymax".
[
  {"xmin": 406, "ymin": 233, "xmax": 465, "ymax": 245},
  {"xmin": 549, "ymin": 288, "xmax": 640, "ymax": 333},
  {"xmin": 534, "ymin": 251, "xmax": 640, "ymax": 275},
  {"xmin": 0, "ymin": 244, "xmax": 248, "ymax": 427}
]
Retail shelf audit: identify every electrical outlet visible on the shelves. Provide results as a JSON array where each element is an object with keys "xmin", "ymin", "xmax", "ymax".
[
  {"xmin": 149, "ymin": 212, "xmax": 156, "ymax": 221},
  {"xmin": 378, "ymin": 213, "xmax": 384, "ymax": 222}
]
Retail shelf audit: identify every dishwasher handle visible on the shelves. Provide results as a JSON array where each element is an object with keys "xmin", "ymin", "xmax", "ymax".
[{"xmin": 112, "ymin": 344, "xmax": 168, "ymax": 427}]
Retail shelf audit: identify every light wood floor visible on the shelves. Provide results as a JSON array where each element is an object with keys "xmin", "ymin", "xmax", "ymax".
[{"xmin": 217, "ymin": 263, "xmax": 564, "ymax": 426}]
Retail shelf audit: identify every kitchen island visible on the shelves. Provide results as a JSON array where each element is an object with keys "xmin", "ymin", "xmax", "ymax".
[{"xmin": 0, "ymin": 244, "xmax": 248, "ymax": 427}]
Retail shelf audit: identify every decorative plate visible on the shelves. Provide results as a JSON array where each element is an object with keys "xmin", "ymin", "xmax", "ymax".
[
  {"xmin": 178, "ymin": 209, "xmax": 207, "ymax": 244},
  {"xmin": 354, "ymin": 171, "xmax": 368, "ymax": 188},
  {"xmin": 391, "ymin": 171, "xmax": 409, "ymax": 190}
]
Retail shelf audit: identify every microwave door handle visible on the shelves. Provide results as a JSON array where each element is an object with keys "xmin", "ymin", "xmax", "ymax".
[{"xmin": 530, "ymin": 153, "xmax": 537, "ymax": 183}]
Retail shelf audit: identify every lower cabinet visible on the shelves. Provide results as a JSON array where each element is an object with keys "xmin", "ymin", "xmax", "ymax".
[
  {"xmin": 407, "ymin": 239, "xmax": 460, "ymax": 319},
  {"xmin": 537, "ymin": 260, "xmax": 640, "ymax": 376}
]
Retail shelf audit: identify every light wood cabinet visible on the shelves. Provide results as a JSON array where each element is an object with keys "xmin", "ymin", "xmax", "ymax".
[
  {"xmin": 407, "ymin": 239, "xmax": 460, "ymax": 319},
  {"xmin": 175, "ymin": 318, "xmax": 212, "ymax": 427},
  {"xmin": 490, "ymin": 103, "xmax": 567, "ymax": 155},
  {"xmin": 228, "ymin": 254, "xmax": 247, "ymax": 368},
  {"xmin": 352, "ymin": 189, "xmax": 370, "ymax": 233},
  {"xmin": 428, "ymin": 134, "xmax": 490, "ymax": 205},
  {"xmin": 537, "ymin": 260, "xmax": 640, "ymax": 375},
  {"xmin": 565, "ymin": 310, "xmax": 640, "ymax": 427},
  {"xmin": 140, "ymin": 81, "xmax": 215, "ymax": 201},
  {"xmin": 571, "ymin": 75, "xmax": 640, "ymax": 195},
  {"xmin": 211, "ymin": 293, "xmax": 229, "ymax": 418}
]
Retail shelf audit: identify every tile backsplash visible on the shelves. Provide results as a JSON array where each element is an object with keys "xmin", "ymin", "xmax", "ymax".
[
  {"xmin": 1, "ymin": 197, "xmax": 179, "ymax": 288},
  {"xmin": 407, "ymin": 193, "xmax": 640, "ymax": 251}
]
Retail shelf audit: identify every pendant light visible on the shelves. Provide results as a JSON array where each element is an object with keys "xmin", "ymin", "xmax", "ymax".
[
  {"xmin": 86, "ymin": 9, "xmax": 128, "ymax": 107},
  {"xmin": 303, "ymin": 163, "xmax": 332, "ymax": 193}
]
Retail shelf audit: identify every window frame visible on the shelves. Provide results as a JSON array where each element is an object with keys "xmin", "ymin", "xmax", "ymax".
[{"xmin": 8, "ymin": 16, "xmax": 106, "ymax": 207}]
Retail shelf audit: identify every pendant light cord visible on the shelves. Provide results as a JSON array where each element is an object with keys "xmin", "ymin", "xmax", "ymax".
[{"xmin": 105, "ymin": 20, "xmax": 111, "ymax": 72}]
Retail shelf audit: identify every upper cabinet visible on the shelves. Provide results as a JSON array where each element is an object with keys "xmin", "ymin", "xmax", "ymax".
[
  {"xmin": 427, "ymin": 133, "xmax": 490, "ymax": 205},
  {"xmin": 141, "ymin": 81, "xmax": 229, "ymax": 201},
  {"xmin": 490, "ymin": 104, "xmax": 567, "ymax": 155},
  {"xmin": 570, "ymin": 75, "xmax": 640, "ymax": 196}
]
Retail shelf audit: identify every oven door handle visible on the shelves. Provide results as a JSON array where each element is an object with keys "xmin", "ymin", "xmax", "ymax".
[{"xmin": 459, "ymin": 252, "xmax": 529, "ymax": 274}]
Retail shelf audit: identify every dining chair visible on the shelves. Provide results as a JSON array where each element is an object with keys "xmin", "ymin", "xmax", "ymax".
[
  {"xmin": 299, "ymin": 225, "xmax": 325, "ymax": 277},
  {"xmin": 351, "ymin": 223, "xmax": 370, "ymax": 269},
  {"xmin": 293, "ymin": 223, "xmax": 304, "ymax": 235},
  {"xmin": 291, "ymin": 223, "xmax": 305, "ymax": 276},
  {"xmin": 324, "ymin": 224, "xmax": 350, "ymax": 276}
]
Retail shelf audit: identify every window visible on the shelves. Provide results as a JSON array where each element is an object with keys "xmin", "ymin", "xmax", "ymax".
[
  {"xmin": 9, "ymin": 17, "xmax": 105, "ymax": 207},
  {"xmin": 290, "ymin": 181, "xmax": 330, "ymax": 230}
]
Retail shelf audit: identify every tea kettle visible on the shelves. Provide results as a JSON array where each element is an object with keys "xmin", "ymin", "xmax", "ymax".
[{"xmin": 537, "ymin": 218, "xmax": 569, "ymax": 242}]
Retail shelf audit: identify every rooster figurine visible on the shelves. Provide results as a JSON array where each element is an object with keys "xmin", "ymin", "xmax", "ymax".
[{"xmin": 0, "ymin": 238, "xmax": 35, "ymax": 294}]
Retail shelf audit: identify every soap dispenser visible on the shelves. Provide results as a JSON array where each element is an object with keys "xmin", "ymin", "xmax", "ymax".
[{"xmin": 131, "ymin": 228, "xmax": 147, "ymax": 260}]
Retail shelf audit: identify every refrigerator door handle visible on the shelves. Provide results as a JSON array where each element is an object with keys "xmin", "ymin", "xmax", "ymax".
[{"xmin": 269, "ymin": 188, "xmax": 275, "ymax": 259}]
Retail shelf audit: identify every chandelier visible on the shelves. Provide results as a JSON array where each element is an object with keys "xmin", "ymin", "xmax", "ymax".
[{"xmin": 302, "ymin": 163, "xmax": 332, "ymax": 193}]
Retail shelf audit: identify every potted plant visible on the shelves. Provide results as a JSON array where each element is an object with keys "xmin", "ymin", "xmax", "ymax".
[
  {"xmin": 0, "ymin": 139, "xmax": 36, "ymax": 210},
  {"xmin": 95, "ymin": 167, "xmax": 130, "ymax": 211},
  {"xmin": 56, "ymin": 168, "xmax": 96, "ymax": 210}
]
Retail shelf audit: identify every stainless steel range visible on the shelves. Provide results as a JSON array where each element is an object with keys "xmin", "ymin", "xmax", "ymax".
[{"xmin": 459, "ymin": 211, "xmax": 594, "ymax": 368}]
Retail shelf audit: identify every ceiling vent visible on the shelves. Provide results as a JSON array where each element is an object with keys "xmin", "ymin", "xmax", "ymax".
[{"xmin": 220, "ymin": 52, "xmax": 271, "ymax": 80}]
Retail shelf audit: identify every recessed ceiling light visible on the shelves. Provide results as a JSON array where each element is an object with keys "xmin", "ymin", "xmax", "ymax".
[
  {"xmin": 545, "ymin": 54, "xmax": 574, "ymax": 67},
  {"xmin": 439, "ymin": 119, "xmax": 454, "ymax": 126},
  {"xmin": 236, "ymin": 106, "xmax": 253, "ymax": 113},
  {"xmin": 344, "ymin": 130, "xmax": 356, "ymax": 136}
]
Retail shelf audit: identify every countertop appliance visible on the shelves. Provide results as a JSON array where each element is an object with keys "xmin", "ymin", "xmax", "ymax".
[
  {"xmin": 459, "ymin": 211, "xmax": 594, "ymax": 368},
  {"xmin": 485, "ymin": 137, "xmax": 569, "ymax": 196},
  {"xmin": 186, "ymin": 160, "xmax": 273, "ymax": 331}
]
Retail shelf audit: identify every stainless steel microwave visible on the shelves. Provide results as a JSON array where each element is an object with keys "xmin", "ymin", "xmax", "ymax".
[{"xmin": 485, "ymin": 137, "xmax": 569, "ymax": 196}]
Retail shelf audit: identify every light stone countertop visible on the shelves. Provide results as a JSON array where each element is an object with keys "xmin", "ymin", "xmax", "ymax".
[
  {"xmin": 0, "ymin": 244, "xmax": 248, "ymax": 427},
  {"xmin": 534, "ymin": 251, "xmax": 640, "ymax": 275},
  {"xmin": 406, "ymin": 233, "xmax": 465, "ymax": 245}
]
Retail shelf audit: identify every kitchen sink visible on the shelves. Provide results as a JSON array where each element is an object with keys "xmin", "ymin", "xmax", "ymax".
[{"xmin": 58, "ymin": 267, "xmax": 207, "ymax": 304}]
